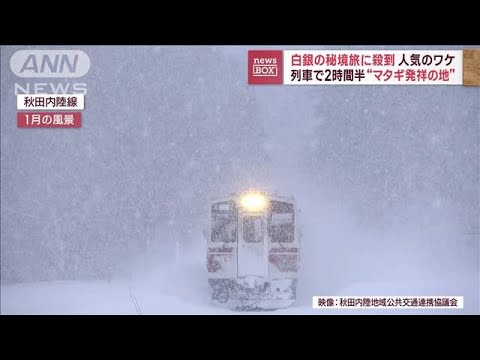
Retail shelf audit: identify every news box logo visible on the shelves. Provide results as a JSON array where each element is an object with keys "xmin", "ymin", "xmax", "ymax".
[{"xmin": 248, "ymin": 50, "xmax": 283, "ymax": 84}]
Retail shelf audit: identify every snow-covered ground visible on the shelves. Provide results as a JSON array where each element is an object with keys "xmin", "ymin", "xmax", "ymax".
[
  {"xmin": 2, "ymin": 258, "xmax": 477, "ymax": 314},
  {"xmin": 2, "ymin": 213, "xmax": 477, "ymax": 315},
  {"xmin": 2, "ymin": 279, "xmax": 476, "ymax": 315}
]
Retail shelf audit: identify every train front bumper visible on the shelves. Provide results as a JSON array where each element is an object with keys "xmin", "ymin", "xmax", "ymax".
[{"xmin": 209, "ymin": 277, "xmax": 297, "ymax": 310}]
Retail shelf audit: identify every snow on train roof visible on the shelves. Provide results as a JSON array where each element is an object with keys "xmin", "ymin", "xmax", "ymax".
[{"xmin": 210, "ymin": 192, "xmax": 295, "ymax": 205}]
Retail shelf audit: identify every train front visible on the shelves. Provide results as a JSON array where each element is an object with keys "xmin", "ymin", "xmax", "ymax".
[{"xmin": 207, "ymin": 191, "xmax": 299, "ymax": 310}]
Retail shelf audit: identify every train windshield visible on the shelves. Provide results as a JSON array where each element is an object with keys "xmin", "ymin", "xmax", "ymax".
[
  {"xmin": 211, "ymin": 201, "xmax": 237, "ymax": 243},
  {"xmin": 243, "ymin": 216, "xmax": 263, "ymax": 243},
  {"xmin": 268, "ymin": 201, "xmax": 294, "ymax": 243}
]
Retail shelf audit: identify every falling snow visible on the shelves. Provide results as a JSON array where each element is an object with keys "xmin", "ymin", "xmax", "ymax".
[{"xmin": 1, "ymin": 45, "xmax": 479, "ymax": 314}]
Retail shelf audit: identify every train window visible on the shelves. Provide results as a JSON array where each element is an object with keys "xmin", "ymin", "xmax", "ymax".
[
  {"xmin": 269, "ymin": 201, "xmax": 294, "ymax": 243},
  {"xmin": 211, "ymin": 201, "xmax": 237, "ymax": 243},
  {"xmin": 243, "ymin": 216, "xmax": 263, "ymax": 243}
]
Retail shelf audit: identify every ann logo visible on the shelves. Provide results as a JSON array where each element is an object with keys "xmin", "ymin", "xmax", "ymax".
[
  {"xmin": 20, "ymin": 54, "xmax": 79, "ymax": 74},
  {"xmin": 10, "ymin": 50, "xmax": 90, "ymax": 78}
]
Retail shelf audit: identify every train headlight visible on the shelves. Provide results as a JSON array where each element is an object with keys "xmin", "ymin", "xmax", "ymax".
[{"xmin": 240, "ymin": 192, "xmax": 267, "ymax": 212}]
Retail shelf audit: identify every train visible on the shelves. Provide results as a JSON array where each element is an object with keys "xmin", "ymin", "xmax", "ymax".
[{"xmin": 206, "ymin": 190, "xmax": 299, "ymax": 310}]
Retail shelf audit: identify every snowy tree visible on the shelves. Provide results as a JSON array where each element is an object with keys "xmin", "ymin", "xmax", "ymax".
[{"xmin": 304, "ymin": 85, "xmax": 479, "ymax": 234}]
